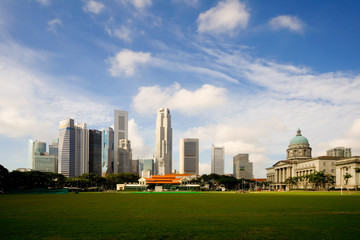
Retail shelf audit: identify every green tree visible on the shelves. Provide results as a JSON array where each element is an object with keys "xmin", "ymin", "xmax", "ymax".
[
  {"xmin": 0, "ymin": 164, "xmax": 9, "ymax": 193},
  {"xmin": 344, "ymin": 173, "xmax": 352, "ymax": 185}
]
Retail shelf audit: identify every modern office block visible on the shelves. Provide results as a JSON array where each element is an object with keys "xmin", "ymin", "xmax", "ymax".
[
  {"xmin": 143, "ymin": 159, "xmax": 154, "ymax": 175},
  {"xmin": 58, "ymin": 119, "xmax": 75, "ymax": 178},
  {"xmin": 49, "ymin": 139, "xmax": 59, "ymax": 156},
  {"xmin": 211, "ymin": 145, "xmax": 224, "ymax": 175},
  {"xmin": 132, "ymin": 159, "xmax": 139, "ymax": 175},
  {"xmin": 102, "ymin": 127, "xmax": 114, "ymax": 176},
  {"xmin": 75, "ymin": 123, "xmax": 89, "ymax": 176},
  {"xmin": 33, "ymin": 154, "xmax": 57, "ymax": 173},
  {"xmin": 326, "ymin": 147, "xmax": 351, "ymax": 158},
  {"xmin": 179, "ymin": 138, "xmax": 199, "ymax": 175},
  {"xmin": 155, "ymin": 108, "xmax": 172, "ymax": 175},
  {"xmin": 116, "ymin": 139, "xmax": 132, "ymax": 173},
  {"xmin": 233, "ymin": 153, "xmax": 253, "ymax": 179},
  {"xmin": 89, "ymin": 129, "xmax": 102, "ymax": 176},
  {"xmin": 114, "ymin": 110, "xmax": 128, "ymax": 174}
]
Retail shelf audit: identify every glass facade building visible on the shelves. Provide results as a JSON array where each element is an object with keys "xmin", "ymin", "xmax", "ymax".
[
  {"xmin": 89, "ymin": 129, "xmax": 102, "ymax": 176},
  {"xmin": 102, "ymin": 127, "xmax": 114, "ymax": 176},
  {"xmin": 58, "ymin": 119, "xmax": 75, "ymax": 178}
]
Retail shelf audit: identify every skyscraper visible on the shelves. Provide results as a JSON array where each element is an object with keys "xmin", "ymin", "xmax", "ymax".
[
  {"xmin": 116, "ymin": 139, "xmax": 132, "ymax": 173},
  {"xmin": 233, "ymin": 153, "xmax": 253, "ymax": 179},
  {"xmin": 58, "ymin": 119, "xmax": 75, "ymax": 178},
  {"xmin": 179, "ymin": 138, "xmax": 199, "ymax": 175},
  {"xmin": 114, "ymin": 110, "xmax": 128, "ymax": 174},
  {"xmin": 102, "ymin": 127, "xmax": 114, "ymax": 176},
  {"xmin": 155, "ymin": 108, "xmax": 172, "ymax": 175},
  {"xmin": 211, "ymin": 145, "xmax": 224, "ymax": 175},
  {"xmin": 89, "ymin": 129, "xmax": 102, "ymax": 176},
  {"xmin": 75, "ymin": 123, "xmax": 89, "ymax": 176}
]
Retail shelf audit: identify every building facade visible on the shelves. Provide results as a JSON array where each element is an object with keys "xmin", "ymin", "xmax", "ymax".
[
  {"xmin": 336, "ymin": 157, "xmax": 360, "ymax": 189},
  {"xmin": 327, "ymin": 147, "xmax": 352, "ymax": 158},
  {"xmin": 89, "ymin": 129, "xmax": 102, "ymax": 176},
  {"xmin": 266, "ymin": 129, "xmax": 341, "ymax": 190},
  {"xmin": 75, "ymin": 123, "xmax": 89, "ymax": 176},
  {"xmin": 33, "ymin": 154, "xmax": 57, "ymax": 173},
  {"xmin": 211, "ymin": 145, "xmax": 224, "ymax": 175},
  {"xmin": 179, "ymin": 138, "xmax": 199, "ymax": 175},
  {"xmin": 155, "ymin": 108, "xmax": 172, "ymax": 175},
  {"xmin": 116, "ymin": 139, "xmax": 132, "ymax": 173},
  {"xmin": 233, "ymin": 153, "xmax": 253, "ymax": 179},
  {"xmin": 58, "ymin": 119, "xmax": 75, "ymax": 178},
  {"xmin": 114, "ymin": 110, "xmax": 128, "ymax": 174},
  {"xmin": 102, "ymin": 127, "xmax": 114, "ymax": 176}
]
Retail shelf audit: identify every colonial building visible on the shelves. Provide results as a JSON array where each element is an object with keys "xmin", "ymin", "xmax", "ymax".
[
  {"xmin": 266, "ymin": 129, "xmax": 340, "ymax": 190},
  {"xmin": 336, "ymin": 157, "xmax": 360, "ymax": 189}
]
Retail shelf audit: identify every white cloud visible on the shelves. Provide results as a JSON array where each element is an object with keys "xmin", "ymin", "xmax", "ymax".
[
  {"xmin": 121, "ymin": 0, "xmax": 152, "ymax": 10},
  {"xmin": 36, "ymin": 0, "xmax": 50, "ymax": 6},
  {"xmin": 128, "ymin": 119, "xmax": 154, "ymax": 159},
  {"xmin": 0, "ymin": 42, "xmax": 113, "ymax": 140},
  {"xmin": 107, "ymin": 25, "xmax": 132, "ymax": 42},
  {"xmin": 132, "ymin": 82, "xmax": 228, "ymax": 115},
  {"xmin": 197, "ymin": 0, "xmax": 250, "ymax": 35},
  {"xmin": 108, "ymin": 49, "xmax": 151, "ymax": 77},
  {"xmin": 47, "ymin": 18, "xmax": 62, "ymax": 33},
  {"xmin": 269, "ymin": 15, "xmax": 305, "ymax": 33},
  {"xmin": 83, "ymin": 0, "xmax": 105, "ymax": 14}
]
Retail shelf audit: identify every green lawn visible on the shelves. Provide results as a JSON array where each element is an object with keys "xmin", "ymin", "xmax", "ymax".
[{"xmin": 1, "ymin": 191, "xmax": 359, "ymax": 240}]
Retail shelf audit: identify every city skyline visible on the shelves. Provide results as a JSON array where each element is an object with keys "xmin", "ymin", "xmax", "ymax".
[{"xmin": 1, "ymin": 1, "xmax": 360, "ymax": 177}]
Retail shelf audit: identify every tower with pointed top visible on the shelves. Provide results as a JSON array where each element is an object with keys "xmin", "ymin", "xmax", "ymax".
[{"xmin": 155, "ymin": 108, "xmax": 172, "ymax": 175}]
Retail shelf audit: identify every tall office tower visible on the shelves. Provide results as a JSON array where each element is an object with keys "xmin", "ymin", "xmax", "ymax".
[
  {"xmin": 211, "ymin": 145, "xmax": 224, "ymax": 175},
  {"xmin": 49, "ymin": 139, "xmax": 59, "ymax": 156},
  {"xmin": 155, "ymin": 108, "xmax": 172, "ymax": 175},
  {"xmin": 233, "ymin": 153, "xmax": 253, "ymax": 179},
  {"xmin": 102, "ymin": 127, "xmax": 114, "ymax": 176},
  {"xmin": 31, "ymin": 141, "xmax": 57, "ymax": 173},
  {"xmin": 27, "ymin": 139, "xmax": 34, "ymax": 168},
  {"xmin": 75, "ymin": 123, "xmax": 89, "ymax": 176},
  {"xmin": 114, "ymin": 110, "xmax": 128, "ymax": 174},
  {"xmin": 89, "ymin": 129, "xmax": 102, "ymax": 176},
  {"xmin": 49, "ymin": 139, "xmax": 59, "ymax": 171},
  {"xmin": 326, "ymin": 147, "xmax": 352, "ymax": 157},
  {"xmin": 142, "ymin": 159, "xmax": 154, "ymax": 175},
  {"xmin": 179, "ymin": 138, "xmax": 199, "ymax": 175},
  {"xmin": 58, "ymin": 119, "xmax": 75, "ymax": 178},
  {"xmin": 132, "ymin": 160, "xmax": 139, "ymax": 175},
  {"xmin": 116, "ymin": 139, "xmax": 132, "ymax": 173}
]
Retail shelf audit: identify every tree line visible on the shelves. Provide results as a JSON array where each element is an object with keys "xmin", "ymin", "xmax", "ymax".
[{"xmin": 0, "ymin": 164, "xmax": 138, "ymax": 193}]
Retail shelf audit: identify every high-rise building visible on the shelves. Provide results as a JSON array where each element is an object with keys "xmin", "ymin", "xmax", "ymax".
[
  {"xmin": 29, "ymin": 140, "xmax": 56, "ymax": 173},
  {"xmin": 326, "ymin": 147, "xmax": 351, "ymax": 158},
  {"xmin": 27, "ymin": 139, "xmax": 34, "ymax": 168},
  {"xmin": 49, "ymin": 139, "xmax": 59, "ymax": 171},
  {"xmin": 143, "ymin": 159, "xmax": 154, "ymax": 175},
  {"xmin": 89, "ymin": 129, "xmax": 102, "ymax": 176},
  {"xmin": 211, "ymin": 145, "xmax": 224, "ymax": 175},
  {"xmin": 58, "ymin": 119, "xmax": 75, "ymax": 178},
  {"xmin": 155, "ymin": 108, "xmax": 172, "ymax": 175},
  {"xmin": 179, "ymin": 138, "xmax": 199, "ymax": 175},
  {"xmin": 116, "ymin": 139, "xmax": 132, "ymax": 173},
  {"xmin": 233, "ymin": 153, "xmax": 253, "ymax": 179},
  {"xmin": 49, "ymin": 139, "xmax": 59, "ymax": 156},
  {"xmin": 102, "ymin": 127, "xmax": 114, "ymax": 176},
  {"xmin": 114, "ymin": 110, "xmax": 128, "ymax": 174},
  {"xmin": 132, "ymin": 159, "xmax": 139, "ymax": 175},
  {"xmin": 75, "ymin": 123, "xmax": 89, "ymax": 176}
]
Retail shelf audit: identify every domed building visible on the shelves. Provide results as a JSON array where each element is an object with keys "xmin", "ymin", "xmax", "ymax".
[
  {"xmin": 286, "ymin": 129, "xmax": 312, "ymax": 160},
  {"xmin": 266, "ymin": 129, "xmax": 341, "ymax": 191}
]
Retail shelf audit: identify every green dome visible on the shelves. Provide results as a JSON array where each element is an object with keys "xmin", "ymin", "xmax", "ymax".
[{"xmin": 289, "ymin": 129, "xmax": 309, "ymax": 145}]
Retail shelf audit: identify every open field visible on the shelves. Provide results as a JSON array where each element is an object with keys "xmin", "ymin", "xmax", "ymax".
[{"xmin": 1, "ymin": 191, "xmax": 360, "ymax": 240}]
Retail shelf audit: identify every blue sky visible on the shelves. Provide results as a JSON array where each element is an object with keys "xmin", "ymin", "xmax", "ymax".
[{"xmin": 1, "ymin": 0, "xmax": 360, "ymax": 177}]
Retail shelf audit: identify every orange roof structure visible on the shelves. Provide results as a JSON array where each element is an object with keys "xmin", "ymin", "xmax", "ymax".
[
  {"xmin": 144, "ymin": 173, "xmax": 195, "ymax": 184},
  {"xmin": 251, "ymin": 178, "xmax": 267, "ymax": 182}
]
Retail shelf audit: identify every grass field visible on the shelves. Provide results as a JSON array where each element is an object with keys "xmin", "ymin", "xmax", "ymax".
[{"xmin": 1, "ymin": 191, "xmax": 360, "ymax": 240}]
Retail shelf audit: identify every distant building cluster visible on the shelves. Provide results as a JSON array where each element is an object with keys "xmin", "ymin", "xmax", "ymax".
[
  {"xmin": 266, "ymin": 129, "xmax": 359, "ymax": 190},
  {"xmin": 28, "ymin": 107, "xmax": 254, "ymax": 180}
]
